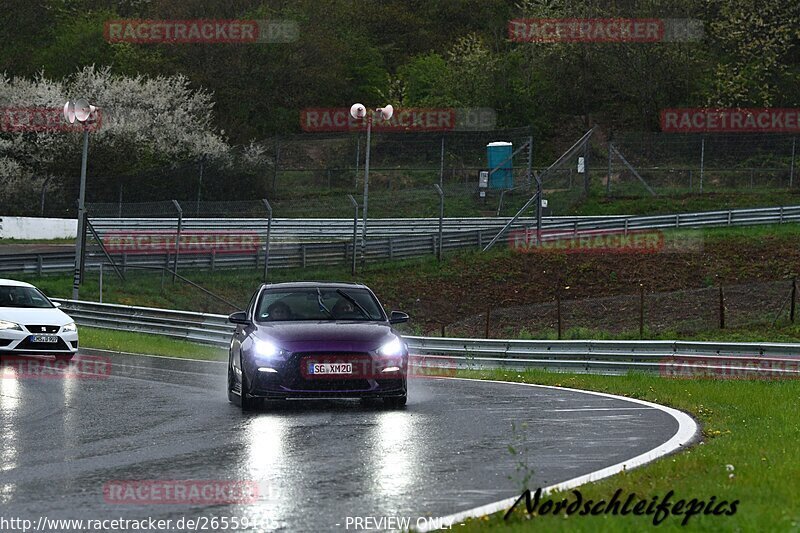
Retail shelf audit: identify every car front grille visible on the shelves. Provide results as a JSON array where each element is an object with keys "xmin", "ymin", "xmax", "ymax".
[{"xmin": 25, "ymin": 325, "xmax": 60, "ymax": 334}]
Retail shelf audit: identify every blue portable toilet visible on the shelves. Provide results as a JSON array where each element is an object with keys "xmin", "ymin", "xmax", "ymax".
[{"xmin": 486, "ymin": 141, "xmax": 513, "ymax": 189}]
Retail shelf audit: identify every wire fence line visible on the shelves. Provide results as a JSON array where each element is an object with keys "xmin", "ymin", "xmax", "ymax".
[
  {"xmin": 10, "ymin": 129, "xmax": 800, "ymax": 219},
  {"xmin": 442, "ymin": 279, "xmax": 798, "ymax": 340}
]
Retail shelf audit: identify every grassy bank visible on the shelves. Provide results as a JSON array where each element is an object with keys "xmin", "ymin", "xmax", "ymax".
[{"xmin": 78, "ymin": 326, "xmax": 226, "ymax": 361}]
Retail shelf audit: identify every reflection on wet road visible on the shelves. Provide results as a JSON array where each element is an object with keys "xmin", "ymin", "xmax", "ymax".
[{"xmin": 0, "ymin": 352, "xmax": 679, "ymax": 531}]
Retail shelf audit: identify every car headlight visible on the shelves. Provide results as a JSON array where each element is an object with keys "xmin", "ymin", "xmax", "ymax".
[
  {"xmin": 0, "ymin": 320, "xmax": 22, "ymax": 331},
  {"xmin": 378, "ymin": 337, "xmax": 405, "ymax": 357},
  {"xmin": 62, "ymin": 322, "xmax": 77, "ymax": 333},
  {"xmin": 253, "ymin": 339, "xmax": 281, "ymax": 358}
]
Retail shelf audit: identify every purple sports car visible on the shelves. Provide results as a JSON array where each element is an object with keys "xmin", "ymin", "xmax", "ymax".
[{"xmin": 227, "ymin": 282, "xmax": 410, "ymax": 411}]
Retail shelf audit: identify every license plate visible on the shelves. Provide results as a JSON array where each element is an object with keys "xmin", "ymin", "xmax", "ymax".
[
  {"xmin": 31, "ymin": 335, "xmax": 59, "ymax": 343},
  {"xmin": 308, "ymin": 362, "xmax": 353, "ymax": 375}
]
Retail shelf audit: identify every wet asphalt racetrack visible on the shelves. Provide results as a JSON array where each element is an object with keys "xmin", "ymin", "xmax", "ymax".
[{"xmin": 0, "ymin": 351, "xmax": 681, "ymax": 532}]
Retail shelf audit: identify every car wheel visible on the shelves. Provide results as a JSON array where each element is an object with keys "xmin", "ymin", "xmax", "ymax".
[
  {"xmin": 239, "ymin": 357, "xmax": 257, "ymax": 412},
  {"xmin": 227, "ymin": 360, "xmax": 239, "ymax": 405},
  {"xmin": 55, "ymin": 354, "xmax": 74, "ymax": 362},
  {"xmin": 383, "ymin": 394, "xmax": 407, "ymax": 409}
]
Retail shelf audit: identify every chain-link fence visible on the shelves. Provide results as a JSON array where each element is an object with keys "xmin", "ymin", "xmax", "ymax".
[
  {"xmin": 9, "ymin": 129, "xmax": 800, "ymax": 219},
  {"xmin": 607, "ymin": 133, "xmax": 799, "ymax": 196},
  {"xmin": 442, "ymin": 279, "xmax": 797, "ymax": 339}
]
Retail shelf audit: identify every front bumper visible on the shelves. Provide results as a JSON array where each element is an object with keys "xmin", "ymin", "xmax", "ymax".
[
  {"xmin": 243, "ymin": 352, "xmax": 407, "ymax": 399},
  {"xmin": 0, "ymin": 328, "xmax": 79, "ymax": 357}
]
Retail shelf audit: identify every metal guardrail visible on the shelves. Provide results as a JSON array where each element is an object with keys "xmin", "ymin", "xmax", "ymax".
[
  {"xmin": 4, "ymin": 205, "xmax": 800, "ymax": 275},
  {"xmin": 54, "ymin": 299, "xmax": 800, "ymax": 376}
]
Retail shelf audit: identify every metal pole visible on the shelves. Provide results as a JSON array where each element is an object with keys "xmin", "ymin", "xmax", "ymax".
[
  {"xmin": 99, "ymin": 263, "xmax": 103, "ymax": 304},
  {"xmin": 700, "ymin": 137, "xmax": 705, "ymax": 193},
  {"xmin": 71, "ymin": 127, "xmax": 89, "ymax": 300},
  {"xmin": 790, "ymin": 137, "xmax": 796, "ymax": 188},
  {"xmin": 196, "ymin": 157, "xmax": 204, "ymax": 217},
  {"xmin": 583, "ymin": 137, "xmax": 590, "ymax": 196},
  {"xmin": 172, "ymin": 200, "xmax": 182, "ymax": 282},
  {"xmin": 361, "ymin": 114, "xmax": 372, "ymax": 267},
  {"xmin": 536, "ymin": 170, "xmax": 543, "ymax": 246},
  {"xmin": 348, "ymin": 194, "xmax": 358, "ymax": 275},
  {"xmin": 118, "ymin": 182, "xmax": 123, "ymax": 218},
  {"xmin": 527, "ymin": 135, "xmax": 533, "ymax": 191},
  {"xmin": 262, "ymin": 199, "xmax": 272, "ymax": 281},
  {"xmin": 434, "ymin": 184, "xmax": 444, "ymax": 261},
  {"xmin": 439, "ymin": 135, "xmax": 445, "ymax": 187},
  {"xmin": 606, "ymin": 141, "xmax": 612, "ymax": 196},
  {"xmin": 355, "ymin": 134, "xmax": 360, "ymax": 189}
]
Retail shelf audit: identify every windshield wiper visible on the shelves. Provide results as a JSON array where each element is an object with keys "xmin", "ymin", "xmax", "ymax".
[
  {"xmin": 336, "ymin": 289, "xmax": 371, "ymax": 319},
  {"xmin": 316, "ymin": 287, "xmax": 335, "ymax": 319}
]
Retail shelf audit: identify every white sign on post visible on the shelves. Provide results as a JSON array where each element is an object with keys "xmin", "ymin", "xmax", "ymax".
[
  {"xmin": 541, "ymin": 199, "xmax": 548, "ymax": 208},
  {"xmin": 577, "ymin": 157, "xmax": 585, "ymax": 173}
]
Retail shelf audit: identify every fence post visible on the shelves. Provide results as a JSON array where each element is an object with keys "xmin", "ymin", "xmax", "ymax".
[
  {"xmin": 477, "ymin": 230, "xmax": 483, "ymax": 249},
  {"xmin": 272, "ymin": 136, "xmax": 280, "ymax": 193},
  {"xmin": 699, "ymin": 137, "xmax": 705, "ymax": 193},
  {"xmin": 171, "ymin": 200, "xmax": 182, "ymax": 282},
  {"xmin": 355, "ymin": 133, "xmax": 360, "ymax": 188},
  {"xmin": 36, "ymin": 255, "xmax": 43, "ymax": 276},
  {"xmin": 556, "ymin": 290, "xmax": 562, "ymax": 340},
  {"xmin": 606, "ymin": 139, "xmax": 612, "ymax": 196},
  {"xmin": 99, "ymin": 263, "xmax": 103, "ymax": 304},
  {"xmin": 439, "ymin": 135, "xmax": 445, "ymax": 187},
  {"xmin": 719, "ymin": 286, "xmax": 725, "ymax": 329},
  {"xmin": 791, "ymin": 278, "xmax": 796, "ymax": 323},
  {"xmin": 434, "ymin": 184, "xmax": 444, "ymax": 261},
  {"xmin": 262, "ymin": 199, "xmax": 272, "ymax": 281},
  {"xmin": 790, "ymin": 137, "xmax": 796, "ymax": 188},
  {"xmin": 583, "ymin": 137, "xmax": 590, "ymax": 197},
  {"xmin": 347, "ymin": 194, "xmax": 358, "ymax": 275},
  {"xmin": 639, "ymin": 284, "xmax": 645, "ymax": 339},
  {"xmin": 210, "ymin": 249, "xmax": 216, "ymax": 272}
]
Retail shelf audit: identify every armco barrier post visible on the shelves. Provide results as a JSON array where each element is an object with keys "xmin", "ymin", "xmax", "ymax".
[
  {"xmin": 171, "ymin": 200, "xmax": 183, "ymax": 282},
  {"xmin": 434, "ymin": 184, "xmax": 444, "ymax": 261},
  {"xmin": 262, "ymin": 199, "xmax": 272, "ymax": 281},
  {"xmin": 347, "ymin": 194, "xmax": 358, "ymax": 275}
]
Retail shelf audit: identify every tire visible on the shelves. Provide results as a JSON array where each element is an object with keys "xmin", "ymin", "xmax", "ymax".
[
  {"xmin": 239, "ymin": 358, "xmax": 257, "ymax": 412},
  {"xmin": 227, "ymin": 361, "xmax": 239, "ymax": 405},
  {"xmin": 383, "ymin": 394, "xmax": 407, "ymax": 409}
]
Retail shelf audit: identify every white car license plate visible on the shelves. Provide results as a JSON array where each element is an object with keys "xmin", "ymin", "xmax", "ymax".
[
  {"xmin": 309, "ymin": 362, "xmax": 353, "ymax": 375},
  {"xmin": 31, "ymin": 335, "xmax": 59, "ymax": 343}
]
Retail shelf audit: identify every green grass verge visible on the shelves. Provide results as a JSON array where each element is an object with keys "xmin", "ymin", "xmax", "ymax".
[
  {"xmin": 453, "ymin": 368, "xmax": 798, "ymax": 532},
  {"xmin": 78, "ymin": 326, "xmax": 226, "ymax": 361}
]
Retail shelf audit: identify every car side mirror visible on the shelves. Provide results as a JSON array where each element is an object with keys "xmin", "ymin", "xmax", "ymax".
[
  {"xmin": 389, "ymin": 311, "xmax": 409, "ymax": 324},
  {"xmin": 228, "ymin": 311, "xmax": 250, "ymax": 325}
]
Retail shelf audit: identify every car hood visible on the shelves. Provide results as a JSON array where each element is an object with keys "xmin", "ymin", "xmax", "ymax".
[
  {"xmin": 254, "ymin": 321, "xmax": 396, "ymax": 353},
  {"xmin": 0, "ymin": 307, "xmax": 74, "ymax": 328}
]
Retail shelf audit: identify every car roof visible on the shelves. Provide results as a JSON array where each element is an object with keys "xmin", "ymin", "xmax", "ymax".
[
  {"xmin": 260, "ymin": 281, "xmax": 368, "ymax": 290},
  {"xmin": 0, "ymin": 279, "xmax": 35, "ymax": 288}
]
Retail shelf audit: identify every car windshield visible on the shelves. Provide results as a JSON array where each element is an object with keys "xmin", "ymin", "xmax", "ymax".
[
  {"xmin": 255, "ymin": 287, "xmax": 385, "ymax": 322},
  {"xmin": 0, "ymin": 286, "xmax": 54, "ymax": 309}
]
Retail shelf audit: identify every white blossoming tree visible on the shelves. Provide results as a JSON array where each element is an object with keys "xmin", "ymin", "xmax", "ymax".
[{"xmin": 0, "ymin": 65, "xmax": 230, "ymax": 213}]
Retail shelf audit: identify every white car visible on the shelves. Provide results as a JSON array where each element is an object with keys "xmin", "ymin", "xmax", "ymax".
[{"xmin": 0, "ymin": 279, "xmax": 78, "ymax": 361}]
